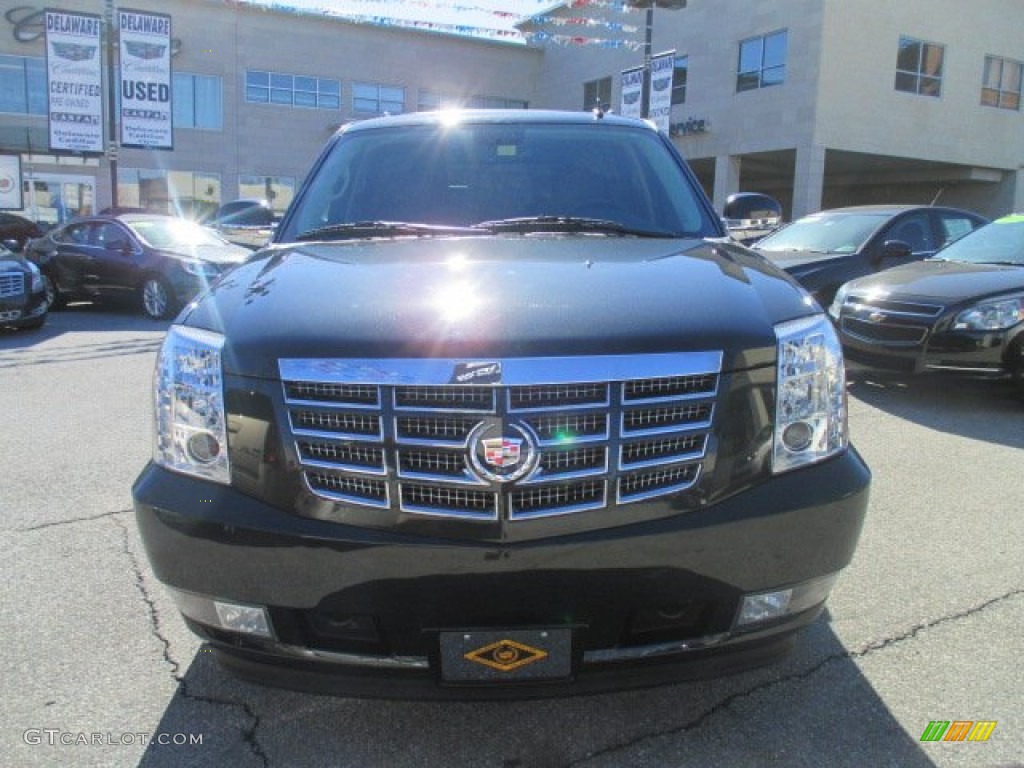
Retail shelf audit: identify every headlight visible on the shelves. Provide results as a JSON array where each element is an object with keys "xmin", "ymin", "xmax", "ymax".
[
  {"xmin": 25, "ymin": 260, "xmax": 44, "ymax": 293},
  {"xmin": 828, "ymin": 283, "xmax": 849, "ymax": 320},
  {"xmin": 774, "ymin": 314, "xmax": 847, "ymax": 474},
  {"xmin": 953, "ymin": 295, "xmax": 1024, "ymax": 331},
  {"xmin": 154, "ymin": 325, "xmax": 230, "ymax": 484},
  {"xmin": 182, "ymin": 260, "xmax": 220, "ymax": 277}
]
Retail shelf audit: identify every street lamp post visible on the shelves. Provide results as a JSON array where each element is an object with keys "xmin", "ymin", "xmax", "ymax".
[{"xmin": 104, "ymin": 0, "xmax": 119, "ymax": 209}]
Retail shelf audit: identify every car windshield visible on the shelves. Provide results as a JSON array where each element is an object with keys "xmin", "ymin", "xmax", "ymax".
[
  {"xmin": 127, "ymin": 218, "xmax": 230, "ymax": 248},
  {"xmin": 281, "ymin": 120, "xmax": 716, "ymax": 241},
  {"xmin": 755, "ymin": 212, "xmax": 889, "ymax": 254},
  {"xmin": 933, "ymin": 216, "xmax": 1024, "ymax": 265}
]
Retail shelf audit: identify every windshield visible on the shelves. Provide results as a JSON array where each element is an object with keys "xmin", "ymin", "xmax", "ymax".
[
  {"xmin": 280, "ymin": 121, "xmax": 717, "ymax": 241},
  {"xmin": 934, "ymin": 217, "xmax": 1024, "ymax": 265},
  {"xmin": 127, "ymin": 218, "xmax": 231, "ymax": 248},
  {"xmin": 755, "ymin": 212, "xmax": 889, "ymax": 254}
]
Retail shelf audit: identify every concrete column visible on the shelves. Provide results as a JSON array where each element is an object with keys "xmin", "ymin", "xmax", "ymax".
[
  {"xmin": 1013, "ymin": 168, "xmax": 1024, "ymax": 214},
  {"xmin": 713, "ymin": 155, "xmax": 741, "ymax": 214},
  {"xmin": 792, "ymin": 145, "xmax": 826, "ymax": 219}
]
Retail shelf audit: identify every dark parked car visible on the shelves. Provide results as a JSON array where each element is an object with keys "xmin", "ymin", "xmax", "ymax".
[
  {"xmin": 0, "ymin": 244, "xmax": 48, "ymax": 330},
  {"xmin": 830, "ymin": 213, "xmax": 1024, "ymax": 394},
  {"xmin": 25, "ymin": 213, "xmax": 250, "ymax": 320},
  {"xmin": 202, "ymin": 198, "xmax": 279, "ymax": 250},
  {"xmin": 0, "ymin": 211, "xmax": 46, "ymax": 253},
  {"xmin": 133, "ymin": 110, "xmax": 869, "ymax": 698},
  {"xmin": 753, "ymin": 205, "xmax": 987, "ymax": 306}
]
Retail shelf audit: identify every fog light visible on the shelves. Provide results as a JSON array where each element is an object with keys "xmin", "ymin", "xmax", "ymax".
[
  {"xmin": 168, "ymin": 588, "xmax": 274, "ymax": 639},
  {"xmin": 737, "ymin": 573, "xmax": 839, "ymax": 628},
  {"xmin": 215, "ymin": 601, "xmax": 272, "ymax": 637},
  {"xmin": 739, "ymin": 590, "xmax": 793, "ymax": 625}
]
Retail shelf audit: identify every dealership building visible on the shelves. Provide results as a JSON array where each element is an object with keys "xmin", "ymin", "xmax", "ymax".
[{"xmin": 1, "ymin": 0, "xmax": 1021, "ymax": 224}]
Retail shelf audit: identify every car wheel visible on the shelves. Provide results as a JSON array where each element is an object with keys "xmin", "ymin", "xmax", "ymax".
[
  {"xmin": 140, "ymin": 276, "xmax": 175, "ymax": 320},
  {"xmin": 42, "ymin": 273, "xmax": 66, "ymax": 310}
]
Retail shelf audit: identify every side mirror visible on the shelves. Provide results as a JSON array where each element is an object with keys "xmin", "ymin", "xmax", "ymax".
[{"xmin": 880, "ymin": 239, "xmax": 912, "ymax": 263}]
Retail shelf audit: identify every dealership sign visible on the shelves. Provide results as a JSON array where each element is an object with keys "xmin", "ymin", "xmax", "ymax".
[
  {"xmin": 620, "ymin": 67, "xmax": 643, "ymax": 120},
  {"xmin": 119, "ymin": 9, "xmax": 173, "ymax": 150},
  {"xmin": 0, "ymin": 154, "xmax": 23, "ymax": 210},
  {"xmin": 44, "ymin": 10, "xmax": 103, "ymax": 153},
  {"xmin": 647, "ymin": 50, "xmax": 675, "ymax": 133}
]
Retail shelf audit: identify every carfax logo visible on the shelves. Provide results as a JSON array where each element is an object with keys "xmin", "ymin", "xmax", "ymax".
[{"xmin": 920, "ymin": 720, "xmax": 997, "ymax": 742}]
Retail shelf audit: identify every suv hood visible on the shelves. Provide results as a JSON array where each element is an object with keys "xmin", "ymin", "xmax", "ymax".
[
  {"xmin": 844, "ymin": 260, "xmax": 1024, "ymax": 303},
  {"xmin": 183, "ymin": 236, "xmax": 814, "ymax": 378}
]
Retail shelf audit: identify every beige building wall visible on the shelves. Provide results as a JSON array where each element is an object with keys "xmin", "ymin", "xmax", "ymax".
[{"xmin": 528, "ymin": 0, "xmax": 1023, "ymax": 219}]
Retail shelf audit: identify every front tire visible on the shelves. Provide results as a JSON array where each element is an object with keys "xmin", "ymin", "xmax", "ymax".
[
  {"xmin": 42, "ymin": 273, "xmax": 66, "ymax": 309},
  {"xmin": 140, "ymin": 276, "xmax": 175, "ymax": 320}
]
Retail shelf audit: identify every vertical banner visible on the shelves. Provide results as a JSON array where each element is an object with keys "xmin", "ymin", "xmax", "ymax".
[
  {"xmin": 44, "ymin": 10, "xmax": 104, "ymax": 153},
  {"xmin": 648, "ymin": 50, "xmax": 675, "ymax": 133},
  {"xmin": 0, "ymin": 154, "xmax": 24, "ymax": 210},
  {"xmin": 119, "ymin": 8, "xmax": 173, "ymax": 150},
  {"xmin": 620, "ymin": 66, "xmax": 644, "ymax": 120}
]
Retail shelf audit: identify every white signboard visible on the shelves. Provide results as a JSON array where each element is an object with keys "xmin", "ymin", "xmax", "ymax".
[
  {"xmin": 648, "ymin": 50, "xmax": 675, "ymax": 133},
  {"xmin": 0, "ymin": 154, "xmax": 23, "ymax": 210},
  {"xmin": 119, "ymin": 9, "xmax": 173, "ymax": 150},
  {"xmin": 620, "ymin": 67, "xmax": 644, "ymax": 120},
  {"xmin": 45, "ymin": 10, "xmax": 104, "ymax": 154}
]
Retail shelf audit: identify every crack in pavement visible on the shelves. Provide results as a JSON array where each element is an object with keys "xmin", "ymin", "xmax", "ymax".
[
  {"xmin": 12, "ymin": 508, "xmax": 132, "ymax": 533},
  {"xmin": 564, "ymin": 587, "xmax": 1024, "ymax": 768},
  {"xmin": 111, "ymin": 515, "xmax": 270, "ymax": 768}
]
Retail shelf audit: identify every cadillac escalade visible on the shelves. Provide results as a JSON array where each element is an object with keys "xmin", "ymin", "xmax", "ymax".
[{"xmin": 132, "ymin": 110, "xmax": 870, "ymax": 698}]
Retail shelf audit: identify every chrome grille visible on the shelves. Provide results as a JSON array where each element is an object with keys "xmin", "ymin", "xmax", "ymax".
[
  {"xmin": 282, "ymin": 353, "xmax": 720, "ymax": 521},
  {"xmin": 0, "ymin": 272, "xmax": 25, "ymax": 299}
]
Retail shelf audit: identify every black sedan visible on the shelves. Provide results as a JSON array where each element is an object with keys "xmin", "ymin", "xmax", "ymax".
[
  {"xmin": 25, "ymin": 214, "xmax": 251, "ymax": 320},
  {"xmin": 829, "ymin": 213, "xmax": 1024, "ymax": 394},
  {"xmin": 753, "ymin": 205, "xmax": 987, "ymax": 306},
  {"xmin": 0, "ymin": 244, "xmax": 48, "ymax": 330}
]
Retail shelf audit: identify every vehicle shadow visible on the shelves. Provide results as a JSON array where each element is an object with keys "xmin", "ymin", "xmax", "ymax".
[
  {"xmin": 847, "ymin": 369, "xmax": 1023, "ymax": 449},
  {"xmin": 138, "ymin": 617, "xmax": 934, "ymax": 768},
  {"xmin": 0, "ymin": 303, "xmax": 169, "ymax": 363}
]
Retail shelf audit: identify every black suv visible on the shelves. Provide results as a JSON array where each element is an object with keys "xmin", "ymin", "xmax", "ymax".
[
  {"xmin": 133, "ymin": 111, "xmax": 870, "ymax": 698},
  {"xmin": 0, "ymin": 245, "xmax": 48, "ymax": 330}
]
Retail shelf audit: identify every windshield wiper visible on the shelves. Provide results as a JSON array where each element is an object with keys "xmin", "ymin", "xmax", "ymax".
[
  {"xmin": 975, "ymin": 260, "xmax": 1024, "ymax": 267},
  {"xmin": 473, "ymin": 216, "xmax": 680, "ymax": 238},
  {"xmin": 295, "ymin": 220, "xmax": 477, "ymax": 241}
]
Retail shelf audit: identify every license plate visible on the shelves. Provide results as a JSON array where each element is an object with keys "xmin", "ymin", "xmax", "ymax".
[{"xmin": 439, "ymin": 628, "xmax": 572, "ymax": 683}]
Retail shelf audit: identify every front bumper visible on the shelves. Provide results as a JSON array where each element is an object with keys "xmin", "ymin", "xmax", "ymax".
[
  {"xmin": 841, "ymin": 325, "xmax": 1023, "ymax": 377},
  {"xmin": 134, "ymin": 447, "xmax": 869, "ymax": 698},
  {"xmin": 0, "ymin": 285, "xmax": 47, "ymax": 327}
]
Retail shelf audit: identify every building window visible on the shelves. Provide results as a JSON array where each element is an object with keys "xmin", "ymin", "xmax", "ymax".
[
  {"xmin": 671, "ymin": 56, "xmax": 689, "ymax": 104},
  {"xmin": 173, "ymin": 73, "xmax": 223, "ymax": 130},
  {"xmin": 238, "ymin": 175, "xmax": 295, "ymax": 214},
  {"xmin": 118, "ymin": 168, "xmax": 221, "ymax": 219},
  {"xmin": 583, "ymin": 76, "xmax": 612, "ymax": 110},
  {"xmin": 737, "ymin": 31, "xmax": 787, "ymax": 92},
  {"xmin": 245, "ymin": 70, "xmax": 339, "ymax": 110},
  {"xmin": 353, "ymin": 83, "xmax": 405, "ymax": 115},
  {"xmin": 895, "ymin": 36, "xmax": 944, "ymax": 97},
  {"xmin": 981, "ymin": 55, "xmax": 1022, "ymax": 110},
  {"xmin": 0, "ymin": 55, "xmax": 46, "ymax": 115}
]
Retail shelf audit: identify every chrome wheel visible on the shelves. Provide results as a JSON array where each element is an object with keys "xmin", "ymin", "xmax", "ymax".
[{"xmin": 142, "ymin": 277, "xmax": 171, "ymax": 319}]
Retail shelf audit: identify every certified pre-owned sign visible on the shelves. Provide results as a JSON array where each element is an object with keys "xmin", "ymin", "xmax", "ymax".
[
  {"xmin": 119, "ymin": 9, "xmax": 173, "ymax": 150},
  {"xmin": 44, "ymin": 10, "xmax": 103, "ymax": 154}
]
